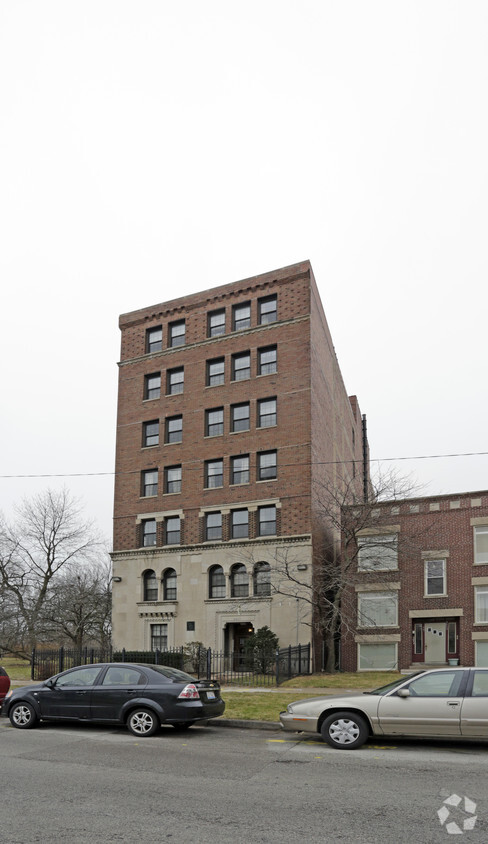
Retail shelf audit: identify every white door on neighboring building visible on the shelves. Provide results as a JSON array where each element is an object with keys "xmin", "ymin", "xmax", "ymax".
[{"xmin": 424, "ymin": 623, "xmax": 446, "ymax": 663}]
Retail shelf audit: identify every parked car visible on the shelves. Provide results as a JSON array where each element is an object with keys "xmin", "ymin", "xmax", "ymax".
[
  {"xmin": 1, "ymin": 662, "xmax": 224, "ymax": 737},
  {"xmin": 0, "ymin": 667, "xmax": 10, "ymax": 704},
  {"xmin": 280, "ymin": 667, "xmax": 488, "ymax": 749}
]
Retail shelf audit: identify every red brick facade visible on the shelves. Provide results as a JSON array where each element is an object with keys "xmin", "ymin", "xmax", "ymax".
[
  {"xmin": 112, "ymin": 261, "xmax": 367, "ymax": 658},
  {"xmin": 340, "ymin": 492, "xmax": 488, "ymax": 671}
]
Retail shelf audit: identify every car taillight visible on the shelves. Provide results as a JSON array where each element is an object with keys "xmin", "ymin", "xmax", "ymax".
[{"xmin": 178, "ymin": 684, "xmax": 200, "ymax": 700}]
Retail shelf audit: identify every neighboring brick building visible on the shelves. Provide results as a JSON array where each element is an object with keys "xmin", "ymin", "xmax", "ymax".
[
  {"xmin": 340, "ymin": 491, "xmax": 488, "ymax": 671},
  {"xmin": 111, "ymin": 261, "xmax": 368, "ymax": 664}
]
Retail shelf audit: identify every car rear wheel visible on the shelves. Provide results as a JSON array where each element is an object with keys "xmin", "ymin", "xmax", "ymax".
[
  {"xmin": 9, "ymin": 702, "xmax": 38, "ymax": 730},
  {"xmin": 172, "ymin": 721, "xmax": 195, "ymax": 730},
  {"xmin": 320, "ymin": 711, "xmax": 368, "ymax": 750},
  {"xmin": 127, "ymin": 708, "xmax": 159, "ymax": 737}
]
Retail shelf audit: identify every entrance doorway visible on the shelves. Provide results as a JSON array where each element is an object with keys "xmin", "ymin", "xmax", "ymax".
[
  {"xmin": 412, "ymin": 619, "xmax": 459, "ymax": 663},
  {"xmin": 225, "ymin": 622, "xmax": 254, "ymax": 670}
]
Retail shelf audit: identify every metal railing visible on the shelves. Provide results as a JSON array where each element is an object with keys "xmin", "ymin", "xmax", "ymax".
[{"xmin": 31, "ymin": 643, "xmax": 311, "ymax": 686}]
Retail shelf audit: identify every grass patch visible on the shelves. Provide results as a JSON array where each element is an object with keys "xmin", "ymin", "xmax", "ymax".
[
  {"xmin": 222, "ymin": 692, "xmax": 316, "ymax": 721},
  {"xmin": 279, "ymin": 671, "xmax": 402, "ymax": 690},
  {"xmin": 0, "ymin": 656, "xmax": 32, "ymax": 681}
]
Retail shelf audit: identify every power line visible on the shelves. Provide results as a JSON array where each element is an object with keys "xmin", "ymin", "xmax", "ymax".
[{"xmin": 1, "ymin": 450, "xmax": 487, "ymax": 479}]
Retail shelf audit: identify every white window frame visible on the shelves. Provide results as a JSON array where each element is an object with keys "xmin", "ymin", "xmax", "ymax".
[
  {"xmin": 475, "ymin": 586, "xmax": 488, "ymax": 624},
  {"xmin": 474, "ymin": 526, "xmax": 488, "ymax": 565},
  {"xmin": 424, "ymin": 558, "xmax": 447, "ymax": 597},
  {"xmin": 357, "ymin": 535, "xmax": 398, "ymax": 571},
  {"xmin": 357, "ymin": 592, "xmax": 398, "ymax": 628},
  {"xmin": 357, "ymin": 642, "xmax": 398, "ymax": 671}
]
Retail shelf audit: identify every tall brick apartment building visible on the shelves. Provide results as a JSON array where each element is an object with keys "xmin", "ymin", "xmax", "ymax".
[
  {"xmin": 340, "ymin": 491, "xmax": 488, "ymax": 671},
  {"xmin": 111, "ymin": 261, "xmax": 368, "ymax": 664}
]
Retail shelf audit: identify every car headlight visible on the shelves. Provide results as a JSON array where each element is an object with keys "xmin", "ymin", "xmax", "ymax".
[
  {"xmin": 287, "ymin": 703, "xmax": 294, "ymax": 713},
  {"xmin": 5, "ymin": 690, "xmax": 13, "ymax": 700}
]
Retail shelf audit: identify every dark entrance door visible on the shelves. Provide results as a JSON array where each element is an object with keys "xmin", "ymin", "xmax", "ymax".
[{"xmin": 233, "ymin": 623, "xmax": 254, "ymax": 670}]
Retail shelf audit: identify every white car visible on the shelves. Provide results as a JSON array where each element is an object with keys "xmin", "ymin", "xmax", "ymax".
[{"xmin": 280, "ymin": 667, "xmax": 488, "ymax": 749}]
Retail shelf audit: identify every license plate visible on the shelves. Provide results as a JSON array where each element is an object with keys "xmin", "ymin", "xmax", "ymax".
[{"xmin": 207, "ymin": 691, "xmax": 215, "ymax": 699}]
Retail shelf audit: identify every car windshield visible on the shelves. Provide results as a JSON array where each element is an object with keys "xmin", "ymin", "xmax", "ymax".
[
  {"xmin": 148, "ymin": 664, "xmax": 197, "ymax": 683},
  {"xmin": 366, "ymin": 672, "xmax": 424, "ymax": 695}
]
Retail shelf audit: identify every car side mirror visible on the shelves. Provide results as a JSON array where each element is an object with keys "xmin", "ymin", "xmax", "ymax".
[
  {"xmin": 397, "ymin": 688, "xmax": 410, "ymax": 698},
  {"xmin": 44, "ymin": 678, "xmax": 56, "ymax": 689}
]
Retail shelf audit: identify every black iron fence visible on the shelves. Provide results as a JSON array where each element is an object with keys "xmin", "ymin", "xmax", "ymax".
[{"xmin": 31, "ymin": 643, "xmax": 310, "ymax": 686}]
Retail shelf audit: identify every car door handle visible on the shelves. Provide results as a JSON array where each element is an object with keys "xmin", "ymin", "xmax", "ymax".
[
  {"xmin": 75, "ymin": 691, "xmax": 87, "ymax": 696},
  {"xmin": 447, "ymin": 701, "xmax": 460, "ymax": 707}
]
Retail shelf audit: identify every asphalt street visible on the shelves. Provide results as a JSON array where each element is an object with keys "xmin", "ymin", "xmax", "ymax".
[{"xmin": 1, "ymin": 719, "xmax": 487, "ymax": 843}]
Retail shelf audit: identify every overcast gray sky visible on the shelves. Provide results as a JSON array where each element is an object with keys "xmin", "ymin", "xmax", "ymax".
[{"xmin": 1, "ymin": 1, "xmax": 487, "ymax": 543}]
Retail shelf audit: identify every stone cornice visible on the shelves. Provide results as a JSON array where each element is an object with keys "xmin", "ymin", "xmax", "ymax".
[{"xmin": 110, "ymin": 533, "xmax": 311, "ymax": 561}]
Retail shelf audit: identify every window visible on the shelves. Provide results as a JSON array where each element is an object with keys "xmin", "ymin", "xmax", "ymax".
[
  {"xmin": 475, "ymin": 643, "xmax": 488, "ymax": 667},
  {"xmin": 258, "ymin": 506, "xmax": 276, "ymax": 536},
  {"xmin": 475, "ymin": 586, "xmax": 488, "ymax": 623},
  {"xmin": 233, "ymin": 302, "xmax": 251, "ymax": 331},
  {"xmin": 209, "ymin": 565, "xmax": 226, "ymax": 598},
  {"xmin": 258, "ymin": 294, "xmax": 277, "ymax": 324},
  {"xmin": 358, "ymin": 643, "xmax": 397, "ymax": 671},
  {"xmin": 208, "ymin": 309, "xmax": 225, "ymax": 337},
  {"xmin": 142, "ymin": 519, "xmax": 157, "ymax": 547},
  {"xmin": 231, "ymin": 509, "xmax": 249, "ymax": 539},
  {"xmin": 257, "ymin": 397, "xmax": 277, "ymax": 428},
  {"xmin": 205, "ymin": 459, "xmax": 223, "ymax": 488},
  {"xmin": 258, "ymin": 345, "xmax": 277, "ymax": 375},
  {"xmin": 231, "ymin": 403, "xmax": 250, "ymax": 432},
  {"xmin": 205, "ymin": 512, "xmax": 222, "ymax": 541},
  {"xmin": 163, "ymin": 568, "xmax": 177, "ymax": 600},
  {"xmin": 143, "ymin": 569, "xmax": 158, "ymax": 601},
  {"xmin": 425, "ymin": 559, "xmax": 446, "ymax": 596},
  {"xmin": 164, "ymin": 465, "xmax": 182, "ymax": 494},
  {"xmin": 55, "ymin": 666, "xmax": 103, "ymax": 687},
  {"xmin": 141, "ymin": 469, "xmax": 158, "ymax": 497},
  {"xmin": 447, "ymin": 621, "xmax": 457, "ymax": 654},
  {"xmin": 103, "ymin": 667, "xmax": 144, "ymax": 685},
  {"xmin": 143, "ymin": 420, "xmax": 159, "ymax": 447},
  {"xmin": 231, "ymin": 455, "xmax": 249, "ymax": 485},
  {"xmin": 258, "ymin": 450, "xmax": 277, "ymax": 480},
  {"xmin": 406, "ymin": 671, "xmax": 462, "ymax": 697},
  {"xmin": 357, "ymin": 592, "xmax": 398, "ymax": 627},
  {"xmin": 167, "ymin": 367, "xmax": 184, "ymax": 395},
  {"xmin": 207, "ymin": 357, "xmax": 225, "ymax": 386},
  {"xmin": 357, "ymin": 535, "xmax": 398, "ymax": 571},
  {"xmin": 475, "ymin": 526, "xmax": 488, "ymax": 564},
  {"xmin": 205, "ymin": 407, "xmax": 224, "ymax": 437},
  {"xmin": 144, "ymin": 373, "xmax": 161, "ymax": 400},
  {"xmin": 169, "ymin": 320, "xmax": 186, "ymax": 347},
  {"xmin": 146, "ymin": 326, "xmax": 162, "ymax": 353},
  {"xmin": 165, "ymin": 415, "xmax": 182, "ymax": 444},
  {"xmin": 254, "ymin": 562, "xmax": 271, "ymax": 596},
  {"xmin": 151, "ymin": 623, "xmax": 167, "ymax": 651},
  {"xmin": 165, "ymin": 516, "xmax": 180, "ymax": 545},
  {"xmin": 231, "ymin": 564, "xmax": 249, "ymax": 598},
  {"xmin": 231, "ymin": 351, "xmax": 250, "ymax": 381}
]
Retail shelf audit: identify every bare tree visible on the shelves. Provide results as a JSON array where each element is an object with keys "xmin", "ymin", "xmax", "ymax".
[
  {"xmin": 41, "ymin": 557, "xmax": 112, "ymax": 650},
  {"xmin": 267, "ymin": 467, "xmax": 427, "ymax": 672},
  {"xmin": 0, "ymin": 489, "xmax": 104, "ymax": 657}
]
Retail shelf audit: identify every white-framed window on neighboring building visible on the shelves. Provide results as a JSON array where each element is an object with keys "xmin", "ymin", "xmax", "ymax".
[
  {"xmin": 424, "ymin": 559, "xmax": 446, "ymax": 596},
  {"xmin": 151, "ymin": 623, "xmax": 167, "ymax": 651},
  {"xmin": 358, "ymin": 643, "xmax": 398, "ymax": 671},
  {"xmin": 474, "ymin": 526, "xmax": 488, "ymax": 565},
  {"xmin": 357, "ymin": 535, "xmax": 398, "ymax": 571},
  {"xmin": 357, "ymin": 592, "xmax": 398, "ymax": 627},
  {"xmin": 475, "ymin": 586, "xmax": 488, "ymax": 624},
  {"xmin": 475, "ymin": 642, "xmax": 488, "ymax": 667}
]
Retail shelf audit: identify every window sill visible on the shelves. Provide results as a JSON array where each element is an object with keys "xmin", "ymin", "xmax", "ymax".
[
  {"xmin": 141, "ymin": 445, "xmax": 160, "ymax": 450},
  {"xmin": 257, "ymin": 478, "xmax": 277, "ymax": 483},
  {"xmin": 230, "ymin": 429, "xmax": 250, "ymax": 435},
  {"xmin": 229, "ymin": 482, "xmax": 250, "ymax": 488},
  {"xmin": 423, "ymin": 593, "xmax": 447, "ymax": 599}
]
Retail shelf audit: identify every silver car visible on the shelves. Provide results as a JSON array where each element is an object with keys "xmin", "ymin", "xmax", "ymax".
[{"xmin": 280, "ymin": 667, "xmax": 488, "ymax": 749}]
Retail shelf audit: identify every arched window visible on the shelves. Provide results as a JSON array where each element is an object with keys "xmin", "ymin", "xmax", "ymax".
[
  {"xmin": 209, "ymin": 565, "xmax": 226, "ymax": 599},
  {"xmin": 143, "ymin": 570, "xmax": 158, "ymax": 601},
  {"xmin": 253, "ymin": 562, "xmax": 271, "ymax": 597},
  {"xmin": 231, "ymin": 564, "xmax": 249, "ymax": 598},
  {"xmin": 163, "ymin": 568, "xmax": 177, "ymax": 601}
]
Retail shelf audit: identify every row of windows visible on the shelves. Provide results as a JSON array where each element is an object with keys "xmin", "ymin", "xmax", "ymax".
[
  {"xmin": 207, "ymin": 346, "xmax": 277, "ymax": 384},
  {"xmin": 142, "ymin": 399, "xmax": 277, "ymax": 448},
  {"xmin": 357, "ymin": 528, "xmax": 488, "ymax": 572},
  {"xmin": 144, "ymin": 347, "xmax": 276, "ymax": 401},
  {"xmin": 141, "ymin": 505, "xmax": 278, "ymax": 547},
  {"xmin": 140, "ymin": 452, "xmax": 277, "ymax": 498},
  {"xmin": 144, "ymin": 295, "xmax": 278, "ymax": 355},
  {"xmin": 142, "ymin": 562, "xmax": 271, "ymax": 602}
]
